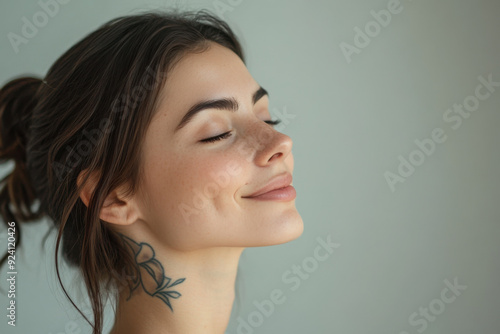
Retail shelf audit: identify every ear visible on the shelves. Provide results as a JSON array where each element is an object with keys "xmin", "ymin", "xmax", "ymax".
[{"xmin": 76, "ymin": 168, "xmax": 140, "ymax": 226}]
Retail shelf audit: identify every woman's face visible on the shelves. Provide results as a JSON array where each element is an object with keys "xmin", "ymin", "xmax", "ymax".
[{"xmin": 136, "ymin": 42, "xmax": 303, "ymax": 251}]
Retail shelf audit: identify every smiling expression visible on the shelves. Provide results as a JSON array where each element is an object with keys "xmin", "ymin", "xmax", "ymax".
[{"xmin": 135, "ymin": 42, "xmax": 304, "ymax": 251}]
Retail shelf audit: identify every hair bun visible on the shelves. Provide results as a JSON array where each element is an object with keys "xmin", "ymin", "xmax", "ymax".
[
  {"xmin": 0, "ymin": 76, "xmax": 42, "ymax": 164},
  {"xmin": 0, "ymin": 76, "xmax": 44, "ymax": 226}
]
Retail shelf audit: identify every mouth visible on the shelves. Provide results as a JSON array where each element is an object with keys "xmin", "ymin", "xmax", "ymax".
[
  {"xmin": 242, "ymin": 172, "xmax": 296, "ymax": 201},
  {"xmin": 243, "ymin": 185, "xmax": 296, "ymax": 201}
]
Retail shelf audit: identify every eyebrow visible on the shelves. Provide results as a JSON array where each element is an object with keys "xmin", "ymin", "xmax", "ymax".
[{"xmin": 174, "ymin": 86, "xmax": 268, "ymax": 133}]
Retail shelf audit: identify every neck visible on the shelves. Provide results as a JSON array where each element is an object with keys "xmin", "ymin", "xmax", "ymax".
[{"xmin": 109, "ymin": 242, "xmax": 244, "ymax": 334}]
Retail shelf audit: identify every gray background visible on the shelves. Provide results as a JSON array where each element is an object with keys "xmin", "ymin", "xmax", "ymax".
[{"xmin": 1, "ymin": 0, "xmax": 499, "ymax": 333}]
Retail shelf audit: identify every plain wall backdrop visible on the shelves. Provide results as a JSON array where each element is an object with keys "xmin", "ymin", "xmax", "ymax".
[{"xmin": 1, "ymin": 0, "xmax": 499, "ymax": 333}]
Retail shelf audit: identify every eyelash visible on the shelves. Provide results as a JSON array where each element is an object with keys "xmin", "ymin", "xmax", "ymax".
[{"xmin": 200, "ymin": 119, "xmax": 282, "ymax": 143}]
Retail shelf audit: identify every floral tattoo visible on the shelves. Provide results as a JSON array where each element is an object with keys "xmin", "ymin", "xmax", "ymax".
[{"xmin": 118, "ymin": 233, "xmax": 186, "ymax": 312}]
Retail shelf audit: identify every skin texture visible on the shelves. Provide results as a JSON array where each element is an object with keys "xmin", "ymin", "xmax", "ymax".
[{"xmin": 79, "ymin": 41, "xmax": 303, "ymax": 334}]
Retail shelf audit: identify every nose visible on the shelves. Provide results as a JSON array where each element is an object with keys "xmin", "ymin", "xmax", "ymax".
[{"xmin": 248, "ymin": 121, "xmax": 293, "ymax": 166}]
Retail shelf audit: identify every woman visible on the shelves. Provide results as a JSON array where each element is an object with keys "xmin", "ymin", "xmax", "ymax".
[{"xmin": 0, "ymin": 9, "xmax": 303, "ymax": 334}]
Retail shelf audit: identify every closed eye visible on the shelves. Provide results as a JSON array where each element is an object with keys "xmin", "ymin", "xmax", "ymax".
[
  {"xmin": 265, "ymin": 119, "xmax": 281, "ymax": 126},
  {"xmin": 200, "ymin": 131, "xmax": 232, "ymax": 143},
  {"xmin": 200, "ymin": 119, "xmax": 282, "ymax": 143}
]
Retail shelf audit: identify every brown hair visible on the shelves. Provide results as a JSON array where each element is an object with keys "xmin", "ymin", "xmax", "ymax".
[{"xmin": 0, "ymin": 9, "xmax": 244, "ymax": 334}]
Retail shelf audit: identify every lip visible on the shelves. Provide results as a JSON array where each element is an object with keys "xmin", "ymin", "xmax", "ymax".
[{"xmin": 242, "ymin": 172, "xmax": 296, "ymax": 201}]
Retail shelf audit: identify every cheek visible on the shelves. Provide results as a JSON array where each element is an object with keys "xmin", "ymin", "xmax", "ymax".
[
  {"xmin": 175, "ymin": 153, "xmax": 245, "ymax": 217},
  {"xmin": 143, "ymin": 150, "xmax": 245, "ymax": 249}
]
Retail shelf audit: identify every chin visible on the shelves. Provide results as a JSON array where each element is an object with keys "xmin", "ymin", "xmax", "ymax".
[
  {"xmin": 252, "ymin": 208, "xmax": 304, "ymax": 247},
  {"xmin": 275, "ymin": 209, "xmax": 304, "ymax": 244}
]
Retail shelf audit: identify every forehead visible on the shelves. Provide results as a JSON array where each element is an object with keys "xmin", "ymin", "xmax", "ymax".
[{"xmin": 154, "ymin": 42, "xmax": 257, "ymax": 125}]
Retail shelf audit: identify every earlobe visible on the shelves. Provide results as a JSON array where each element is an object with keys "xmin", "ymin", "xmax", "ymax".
[{"xmin": 76, "ymin": 168, "xmax": 139, "ymax": 226}]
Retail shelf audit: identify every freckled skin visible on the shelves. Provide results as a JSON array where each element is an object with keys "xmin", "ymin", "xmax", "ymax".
[{"xmin": 135, "ymin": 41, "xmax": 304, "ymax": 251}]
